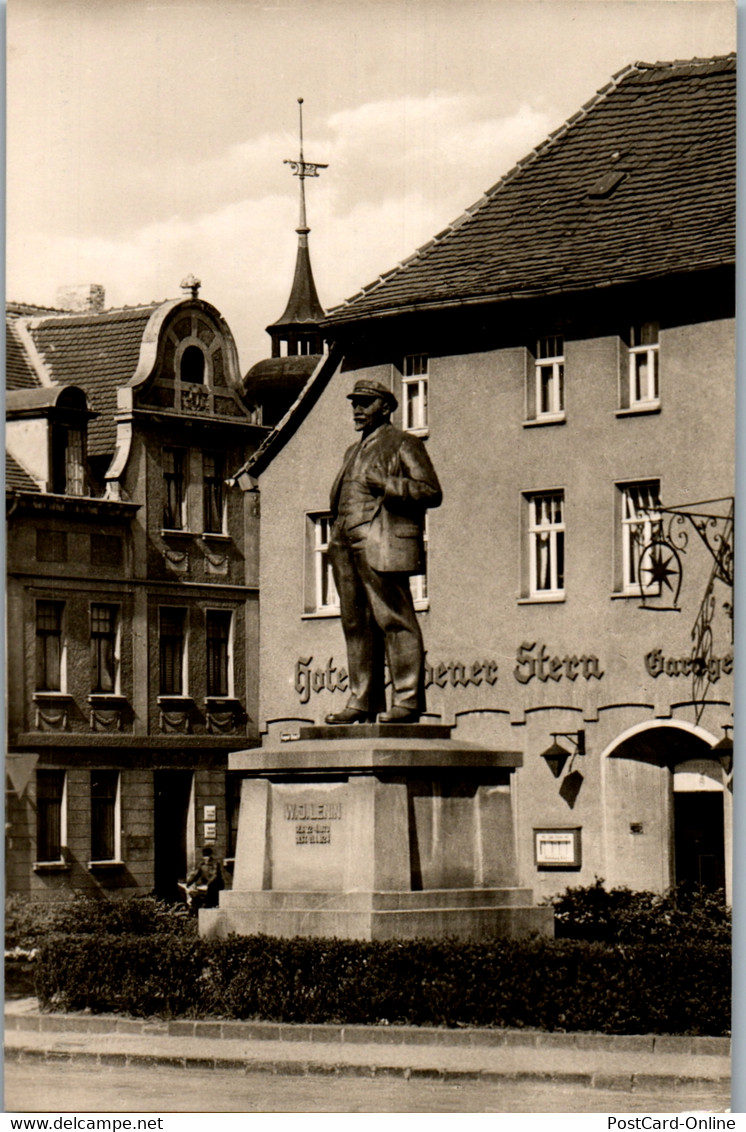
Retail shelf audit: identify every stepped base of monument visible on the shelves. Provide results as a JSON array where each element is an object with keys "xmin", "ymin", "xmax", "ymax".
[{"xmin": 200, "ymin": 888, "xmax": 554, "ymax": 942}]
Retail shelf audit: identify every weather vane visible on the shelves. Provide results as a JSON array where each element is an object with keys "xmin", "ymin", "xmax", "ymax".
[{"xmin": 284, "ymin": 98, "xmax": 328, "ymax": 233}]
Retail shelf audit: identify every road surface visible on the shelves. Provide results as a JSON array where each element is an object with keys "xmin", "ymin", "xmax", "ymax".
[{"xmin": 4, "ymin": 1061, "xmax": 731, "ymax": 1114}]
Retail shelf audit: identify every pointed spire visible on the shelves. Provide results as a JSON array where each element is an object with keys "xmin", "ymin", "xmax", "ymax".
[{"xmin": 267, "ymin": 99, "xmax": 327, "ymax": 355}]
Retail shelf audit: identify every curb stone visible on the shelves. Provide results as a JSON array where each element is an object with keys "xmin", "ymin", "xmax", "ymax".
[
  {"xmin": 4, "ymin": 1045, "xmax": 732, "ymax": 1094},
  {"xmin": 3, "ymin": 1005, "xmax": 731, "ymax": 1057}
]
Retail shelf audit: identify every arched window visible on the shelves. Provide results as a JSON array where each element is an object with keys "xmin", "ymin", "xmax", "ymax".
[{"xmin": 180, "ymin": 345, "xmax": 205, "ymax": 384}]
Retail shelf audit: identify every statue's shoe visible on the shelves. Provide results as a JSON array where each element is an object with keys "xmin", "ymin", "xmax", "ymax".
[
  {"xmin": 325, "ymin": 707, "xmax": 370, "ymax": 724},
  {"xmin": 378, "ymin": 707, "xmax": 421, "ymax": 724}
]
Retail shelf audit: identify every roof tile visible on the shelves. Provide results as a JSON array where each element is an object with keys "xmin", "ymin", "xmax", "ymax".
[
  {"xmin": 6, "ymin": 452, "xmax": 40, "ymax": 493},
  {"xmin": 20, "ymin": 305, "xmax": 160, "ymax": 455},
  {"xmin": 324, "ymin": 55, "xmax": 735, "ymax": 325}
]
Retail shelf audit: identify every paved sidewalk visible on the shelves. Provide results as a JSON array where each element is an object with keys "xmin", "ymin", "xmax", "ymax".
[{"xmin": 4, "ymin": 999, "xmax": 731, "ymax": 1096}]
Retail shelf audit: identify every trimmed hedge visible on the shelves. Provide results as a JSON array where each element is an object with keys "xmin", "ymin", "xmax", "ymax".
[
  {"xmin": 548, "ymin": 879, "xmax": 731, "ymax": 945},
  {"xmin": 36, "ymin": 933, "xmax": 731, "ymax": 1035},
  {"xmin": 5, "ymin": 894, "xmax": 196, "ymax": 949}
]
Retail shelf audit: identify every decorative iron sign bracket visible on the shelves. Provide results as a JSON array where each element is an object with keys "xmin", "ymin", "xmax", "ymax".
[{"xmin": 636, "ymin": 497, "xmax": 733, "ymax": 612}]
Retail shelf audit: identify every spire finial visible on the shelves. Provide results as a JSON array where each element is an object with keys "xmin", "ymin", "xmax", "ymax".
[{"xmin": 284, "ymin": 98, "xmax": 328, "ymax": 235}]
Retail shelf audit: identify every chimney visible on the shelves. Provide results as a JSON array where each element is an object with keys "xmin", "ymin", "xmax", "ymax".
[
  {"xmin": 180, "ymin": 274, "xmax": 201, "ymax": 299},
  {"xmin": 56, "ymin": 284, "xmax": 106, "ymax": 313}
]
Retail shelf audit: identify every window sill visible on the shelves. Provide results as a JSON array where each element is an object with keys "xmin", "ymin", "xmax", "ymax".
[
  {"xmin": 200, "ymin": 532, "xmax": 231, "ymax": 543},
  {"xmin": 518, "ymin": 594, "xmax": 566, "ymax": 605},
  {"xmin": 33, "ymin": 860, "xmax": 71, "ymax": 873},
  {"xmin": 405, "ymin": 427, "xmax": 430, "ymax": 439},
  {"xmin": 615, "ymin": 403, "xmax": 660, "ymax": 418},
  {"xmin": 88, "ymin": 693, "xmax": 127, "ymax": 706},
  {"xmin": 611, "ymin": 589, "xmax": 661, "ymax": 600},
  {"xmin": 87, "ymin": 860, "xmax": 125, "ymax": 871},
  {"xmin": 157, "ymin": 695, "xmax": 195, "ymax": 709},
  {"xmin": 160, "ymin": 528, "xmax": 194, "ymax": 539},
  {"xmin": 205, "ymin": 696, "xmax": 241, "ymax": 709},
  {"xmin": 523, "ymin": 415, "xmax": 566, "ymax": 428},
  {"xmin": 33, "ymin": 691, "xmax": 73, "ymax": 703},
  {"xmin": 413, "ymin": 599, "xmax": 430, "ymax": 612},
  {"xmin": 301, "ymin": 609, "xmax": 341, "ymax": 620}
]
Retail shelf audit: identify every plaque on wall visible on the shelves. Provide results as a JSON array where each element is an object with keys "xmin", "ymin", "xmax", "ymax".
[{"xmin": 534, "ymin": 827, "xmax": 582, "ymax": 869}]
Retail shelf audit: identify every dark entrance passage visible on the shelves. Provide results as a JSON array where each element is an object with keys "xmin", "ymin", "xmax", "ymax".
[
  {"xmin": 153, "ymin": 770, "xmax": 193, "ymax": 902},
  {"xmin": 674, "ymin": 791, "xmax": 725, "ymax": 891}
]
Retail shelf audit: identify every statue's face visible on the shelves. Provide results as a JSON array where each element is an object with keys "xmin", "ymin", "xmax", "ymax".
[{"xmin": 351, "ymin": 395, "xmax": 389, "ymax": 435}]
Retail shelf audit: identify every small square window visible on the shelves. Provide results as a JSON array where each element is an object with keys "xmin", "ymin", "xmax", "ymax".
[
  {"xmin": 90, "ymin": 534, "xmax": 122, "ymax": 567},
  {"xmin": 37, "ymin": 530, "xmax": 67, "ymax": 563}
]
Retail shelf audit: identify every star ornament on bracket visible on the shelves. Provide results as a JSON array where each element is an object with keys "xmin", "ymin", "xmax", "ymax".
[{"xmin": 638, "ymin": 540, "xmax": 683, "ymax": 609}]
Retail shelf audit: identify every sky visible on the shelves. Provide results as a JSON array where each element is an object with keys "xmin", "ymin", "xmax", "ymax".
[{"xmin": 7, "ymin": 0, "xmax": 737, "ymax": 371}]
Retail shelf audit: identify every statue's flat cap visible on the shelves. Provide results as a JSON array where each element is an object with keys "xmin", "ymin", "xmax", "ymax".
[{"xmin": 347, "ymin": 379, "xmax": 398, "ymax": 410}]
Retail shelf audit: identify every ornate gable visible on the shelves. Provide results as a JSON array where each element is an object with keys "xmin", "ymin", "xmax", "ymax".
[{"xmin": 132, "ymin": 299, "xmax": 255, "ymax": 424}]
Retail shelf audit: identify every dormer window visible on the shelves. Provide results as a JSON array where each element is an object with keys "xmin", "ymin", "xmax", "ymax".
[
  {"xmin": 180, "ymin": 345, "xmax": 206, "ymax": 384},
  {"xmin": 52, "ymin": 424, "xmax": 87, "ymax": 496}
]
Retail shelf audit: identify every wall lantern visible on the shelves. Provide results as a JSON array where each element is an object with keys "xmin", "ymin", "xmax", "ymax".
[
  {"xmin": 231, "ymin": 469, "xmax": 260, "ymax": 494},
  {"xmin": 712, "ymin": 725, "xmax": 733, "ymax": 777},
  {"xmin": 540, "ymin": 730, "xmax": 586, "ymax": 778}
]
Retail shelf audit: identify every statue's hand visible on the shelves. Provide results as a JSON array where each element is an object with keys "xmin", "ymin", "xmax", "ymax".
[{"xmin": 365, "ymin": 468, "xmax": 387, "ymax": 495}]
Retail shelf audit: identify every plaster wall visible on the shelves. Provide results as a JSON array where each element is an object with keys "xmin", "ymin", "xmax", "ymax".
[
  {"xmin": 255, "ymin": 295, "xmax": 734, "ymax": 900},
  {"xmin": 7, "ymin": 418, "xmax": 49, "ymax": 486}
]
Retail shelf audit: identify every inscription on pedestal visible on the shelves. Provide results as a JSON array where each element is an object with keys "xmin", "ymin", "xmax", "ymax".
[
  {"xmin": 272, "ymin": 783, "xmax": 349, "ymax": 889},
  {"xmin": 286, "ymin": 802, "xmax": 342, "ymax": 846}
]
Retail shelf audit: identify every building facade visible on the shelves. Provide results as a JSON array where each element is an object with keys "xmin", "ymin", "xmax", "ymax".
[
  {"xmin": 239, "ymin": 57, "xmax": 735, "ymax": 904},
  {"xmin": 6, "ymin": 283, "xmax": 267, "ymax": 900}
]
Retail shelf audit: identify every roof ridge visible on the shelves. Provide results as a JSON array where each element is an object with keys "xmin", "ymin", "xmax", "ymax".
[
  {"xmin": 630, "ymin": 52, "xmax": 736, "ymax": 71},
  {"xmin": 24, "ymin": 301, "xmax": 164, "ymax": 328},
  {"xmin": 7, "ymin": 303, "xmax": 67, "ymax": 317},
  {"xmin": 327, "ymin": 53, "xmax": 735, "ymax": 318}
]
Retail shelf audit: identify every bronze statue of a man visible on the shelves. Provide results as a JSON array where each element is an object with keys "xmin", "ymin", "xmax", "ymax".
[{"xmin": 325, "ymin": 379, "xmax": 442, "ymax": 725}]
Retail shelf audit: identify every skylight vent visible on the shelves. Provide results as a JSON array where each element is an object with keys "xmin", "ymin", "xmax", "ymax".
[{"xmin": 588, "ymin": 170, "xmax": 627, "ymax": 199}]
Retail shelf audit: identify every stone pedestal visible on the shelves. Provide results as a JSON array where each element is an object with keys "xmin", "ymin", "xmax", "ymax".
[{"xmin": 201, "ymin": 725, "xmax": 553, "ymax": 941}]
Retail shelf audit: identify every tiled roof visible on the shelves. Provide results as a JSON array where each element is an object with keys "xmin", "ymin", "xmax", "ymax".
[
  {"xmin": 6, "ymin": 452, "xmax": 40, "ymax": 493},
  {"xmin": 268, "ymin": 243, "xmax": 326, "ymax": 329},
  {"xmin": 324, "ymin": 56, "xmax": 736, "ymax": 326},
  {"xmin": 17, "ymin": 305, "xmax": 160, "ymax": 455},
  {"xmin": 7, "ymin": 302, "xmax": 64, "ymax": 316}
]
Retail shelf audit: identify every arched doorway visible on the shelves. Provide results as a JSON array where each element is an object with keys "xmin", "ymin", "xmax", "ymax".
[
  {"xmin": 673, "ymin": 760, "xmax": 725, "ymax": 891},
  {"xmin": 603, "ymin": 722, "xmax": 729, "ymax": 899}
]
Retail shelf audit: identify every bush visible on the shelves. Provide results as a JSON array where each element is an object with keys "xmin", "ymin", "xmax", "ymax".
[
  {"xmin": 5, "ymin": 894, "xmax": 196, "ymax": 951},
  {"xmin": 547, "ymin": 879, "xmax": 731, "ymax": 945},
  {"xmin": 35, "ymin": 932, "xmax": 731, "ymax": 1035}
]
